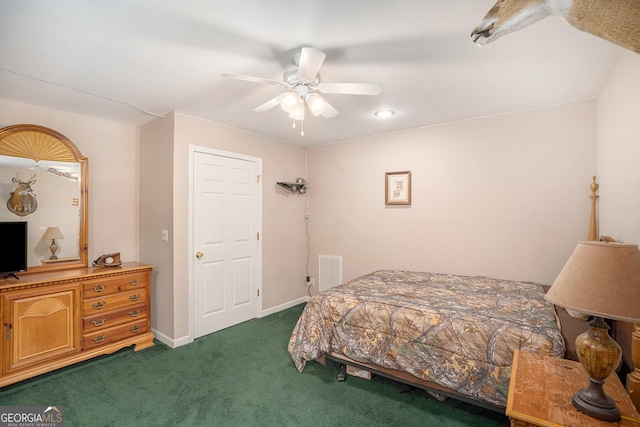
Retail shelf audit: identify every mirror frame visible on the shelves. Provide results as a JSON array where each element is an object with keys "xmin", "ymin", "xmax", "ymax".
[{"xmin": 0, "ymin": 124, "xmax": 88, "ymax": 273}]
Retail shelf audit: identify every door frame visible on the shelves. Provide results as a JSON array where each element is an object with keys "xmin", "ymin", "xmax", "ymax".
[{"xmin": 187, "ymin": 144, "xmax": 263, "ymax": 342}]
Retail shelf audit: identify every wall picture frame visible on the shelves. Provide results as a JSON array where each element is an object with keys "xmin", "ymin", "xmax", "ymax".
[{"xmin": 385, "ymin": 171, "xmax": 411, "ymax": 205}]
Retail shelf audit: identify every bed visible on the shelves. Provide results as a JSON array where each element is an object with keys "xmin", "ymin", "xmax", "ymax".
[
  {"xmin": 287, "ymin": 179, "xmax": 611, "ymax": 411},
  {"xmin": 288, "ymin": 270, "xmax": 565, "ymax": 409}
]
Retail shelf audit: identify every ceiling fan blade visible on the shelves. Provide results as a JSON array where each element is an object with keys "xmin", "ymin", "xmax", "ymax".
[
  {"xmin": 221, "ymin": 72, "xmax": 284, "ymax": 87},
  {"xmin": 253, "ymin": 93, "xmax": 287, "ymax": 112},
  {"xmin": 321, "ymin": 102, "xmax": 339, "ymax": 118},
  {"xmin": 296, "ymin": 47, "xmax": 326, "ymax": 82},
  {"xmin": 317, "ymin": 82, "xmax": 383, "ymax": 96}
]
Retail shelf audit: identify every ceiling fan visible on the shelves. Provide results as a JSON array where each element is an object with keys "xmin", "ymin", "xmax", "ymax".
[{"xmin": 221, "ymin": 47, "xmax": 382, "ymax": 135}]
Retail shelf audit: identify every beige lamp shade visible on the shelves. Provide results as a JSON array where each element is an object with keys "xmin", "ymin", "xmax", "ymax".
[
  {"xmin": 42, "ymin": 227, "xmax": 64, "ymax": 241},
  {"xmin": 545, "ymin": 241, "xmax": 640, "ymax": 323}
]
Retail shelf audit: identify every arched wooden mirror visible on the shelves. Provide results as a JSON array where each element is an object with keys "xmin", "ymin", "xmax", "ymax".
[{"xmin": 0, "ymin": 124, "xmax": 88, "ymax": 273}]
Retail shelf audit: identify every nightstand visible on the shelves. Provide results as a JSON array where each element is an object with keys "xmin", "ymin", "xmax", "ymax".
[{"xmin": 506, "ymin": 350, "xmax": 640, "ymax": 427}]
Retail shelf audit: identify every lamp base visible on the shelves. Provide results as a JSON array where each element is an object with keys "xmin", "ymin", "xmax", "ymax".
[
  {"xmin": 49, "ymin": 239, "xmax": 58, "ymax": 260},
  {"xmin": 573, "ymin": 316, "xmax": 622, "ymax": 422},
  {"xmin": 572, "ymin": 383, "xmax": 621, "ymax": 422}
]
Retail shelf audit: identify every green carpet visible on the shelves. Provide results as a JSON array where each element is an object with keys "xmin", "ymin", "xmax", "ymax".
[{"xmin": 0, "ymin": 304, "xmax": 509, "ymax": 426}]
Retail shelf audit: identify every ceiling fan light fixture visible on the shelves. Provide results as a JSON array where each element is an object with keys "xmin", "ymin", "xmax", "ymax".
[
  {"xmin": 375, "ymin": 110, "xmax": 395, "ymax": 119},
  {"xmin": 306, "ymin": 93, "xmax": 327, "ymax": 116},
  {"xmin": 289, "ymin": 102, "xmax": 305, "ymax": 121},
  {"xmin": 223, "ymin": 47, "xmax": 382, "ymax": 136},
  {"xmin": 280, "ymin": 92, "xmax": 299, "ymax": 114}
]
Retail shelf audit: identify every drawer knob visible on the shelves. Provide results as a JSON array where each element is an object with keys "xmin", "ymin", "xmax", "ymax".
[
  {"xmin": 129, "ymin": 325, "xmax": 141, "ymax": 333},
  {"xmin": 92, "ymin": 318, "xmax": 106, "ymax": 327},
  {"xmin": 129, "ymin": 294, "xmax": 141, "ymax": 302},
  {"xmin": 92, "ymin": 335, "xmax": 106, "ymax": 343},
  {"xmin": 92, "ymin": 284, "xmax": 106, "ymax": 292},
  {"xmin": 129, "ymin": 310, "xmax": 141, "ymax": 317},
  {"xmin": 92, "ymin": 300, "xmax": 107, "ymax": 310},
  {"xmin": 129, "ymin": 278, "xmax": 140, "ymax": 286}
]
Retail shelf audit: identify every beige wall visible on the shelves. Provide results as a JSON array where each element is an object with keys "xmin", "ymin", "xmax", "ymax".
[
  {"xmin": 141, "ymin": 113, "xmax": 308, "ymax": 345},
  {"xmin": 0, "ymin": 99, "xmax": 141, "ymax": 264},
  {"xmin": 307, "ymin": 100, "xmax": 598, "ymax": 287},
  {"xmin": 597, "ymin": 51, "xmax": 640, "ymax": 244},
  {"xmin": 596, "ymin": 50, "xmax": 640, "ymax": 369},
  {"xmin": 0, "ymin": 100, "xmax": 309, "ymax": 347},
  {"xmin": 140, "ymin": 114, "xmax": 176, "ymax": 339}
]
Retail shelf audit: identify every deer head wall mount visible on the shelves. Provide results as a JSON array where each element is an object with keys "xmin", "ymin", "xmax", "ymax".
[
  {"xmin": 471, "ymin": 0, "xmax": 640, "ymax": 54},
  {"xmin": 7, "ymin": 172, "xmax": 37, "ymax": 216}
]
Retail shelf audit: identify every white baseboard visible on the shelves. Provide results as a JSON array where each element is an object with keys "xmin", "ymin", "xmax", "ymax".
[
  {"xmin": 152, "ymin": 328, "xmax": 192, "ymax": 349},
  {"xmin": 260, "ymin": 296, "xmax": 309, "ymax": 317},
  {"xmin": 152, "ymin": 296, "xmax": 309, "ymax": 349}
]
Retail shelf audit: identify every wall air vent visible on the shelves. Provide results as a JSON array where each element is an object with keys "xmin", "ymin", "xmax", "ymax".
[{"xmin": 319, "ymin": 255, "xmax": 342, "ymax": 291}]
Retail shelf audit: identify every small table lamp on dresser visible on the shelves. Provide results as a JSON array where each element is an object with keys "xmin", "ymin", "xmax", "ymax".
[
  {"xmin": 545, "ymin": 241, "xmax": 640, "ymax": 422},
  {"xmin": 42, "ymin": 226, "xmax": 64, "ymax": 260}
]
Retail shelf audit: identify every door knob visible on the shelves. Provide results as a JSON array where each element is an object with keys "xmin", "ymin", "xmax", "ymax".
[{"xmin": 195, "ymin": 251, "xmax": 204, "ymax": 259}]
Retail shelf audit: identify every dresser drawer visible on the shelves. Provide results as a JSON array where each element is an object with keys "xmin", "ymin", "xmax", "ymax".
[
  {"xmin": 82, "ymin": 273, "xmax": 147, "ymax": 298},
  {"xmin": 83, "ymin": 303, "xmax": 147, "ymax": 332},
  {"xmin": 83, "ymin": 288, "xmax": 147, "ymax": 314},
  {"xmin": 83, "ymin": 320, "xmax": 148, "ymax": 351}
]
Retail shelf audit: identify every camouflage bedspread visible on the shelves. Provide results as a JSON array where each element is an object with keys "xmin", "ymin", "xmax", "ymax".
[{"xmin": 288, "ymin": 270, "xmax": 565, "ymax": 407}]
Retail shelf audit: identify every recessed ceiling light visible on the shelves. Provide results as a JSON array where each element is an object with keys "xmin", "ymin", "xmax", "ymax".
[{"xmin": 375, "ymin": 110, "xmax": 395, "ymax": 118}]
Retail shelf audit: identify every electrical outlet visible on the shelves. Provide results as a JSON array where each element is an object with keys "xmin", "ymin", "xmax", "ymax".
[{"xmin": 308, "ymin": 278, "xmax": 315, "ymax": 287}]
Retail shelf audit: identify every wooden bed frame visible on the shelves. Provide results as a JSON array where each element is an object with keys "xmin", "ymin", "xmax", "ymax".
[{"xmin": 314, "ymin": 176, "xmax": 638, "ymax": 412}]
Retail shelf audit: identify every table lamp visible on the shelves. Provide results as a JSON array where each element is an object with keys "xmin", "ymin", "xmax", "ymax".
[
  {"xmin": 545, "ymin": 241, "xmax": 640, "ymax": 421},
  {"xmin": 42, "ymin": 227, "xmax": 64, "ymax": 260}
]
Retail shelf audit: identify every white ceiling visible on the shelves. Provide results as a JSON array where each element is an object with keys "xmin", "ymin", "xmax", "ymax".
[{"xmin": 0, "ymin": 0, "xmax": 623, "ymax": 146}]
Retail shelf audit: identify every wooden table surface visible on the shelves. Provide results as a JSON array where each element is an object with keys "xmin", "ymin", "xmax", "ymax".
[{"xmin": 507, "ymin": 350, "xmax": 640, "ymax": 427}]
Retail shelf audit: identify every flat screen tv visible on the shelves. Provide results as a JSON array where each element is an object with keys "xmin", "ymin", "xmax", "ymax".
[{"xmin": 1, "ymin": 221, "xmax": 28, "ymax": 279}]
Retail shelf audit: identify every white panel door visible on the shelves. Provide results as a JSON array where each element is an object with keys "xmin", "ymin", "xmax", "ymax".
[{"xmin": 193, "ymin": 151, "xmax": 259, "ymax": 338}]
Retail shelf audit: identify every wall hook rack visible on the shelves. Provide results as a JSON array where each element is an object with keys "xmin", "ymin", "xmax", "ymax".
[{"xmin": 277, "ymin": 177, "xmax": 307, "ymax": 194}]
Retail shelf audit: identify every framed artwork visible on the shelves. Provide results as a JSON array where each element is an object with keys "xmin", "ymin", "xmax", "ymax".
[{"xmin": 385, "ymin": 171, "xmax": 411, "ymax": 205}]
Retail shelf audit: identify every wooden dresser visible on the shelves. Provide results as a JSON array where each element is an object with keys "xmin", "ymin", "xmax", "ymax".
[{"xmin": 0, "ymin": 262, "xmax": 154, "ymax": 388}]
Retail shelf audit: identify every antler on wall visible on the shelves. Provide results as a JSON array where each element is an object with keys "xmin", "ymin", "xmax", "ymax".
[{"xmin": 471, "ymin": 0, "xmax": 640, "ymax": 54}]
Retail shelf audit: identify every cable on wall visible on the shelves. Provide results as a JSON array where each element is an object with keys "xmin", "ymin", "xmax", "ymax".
[{"xmin": 304, "ymin": 148, "xmax": 312, "ymax": 297}]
